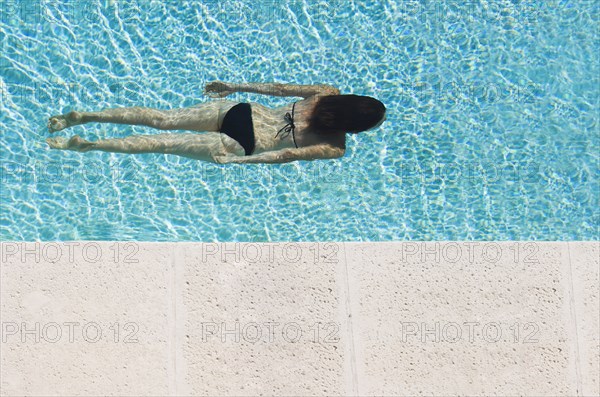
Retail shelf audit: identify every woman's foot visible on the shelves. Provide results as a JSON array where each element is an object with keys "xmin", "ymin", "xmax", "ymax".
[
  {"xmin": 48, "ymin": 111, "xmax": 83, "ymax": 133},
  {"xmin": 46, "ymin": 135, "xmax": 94, "ymax": 152}
]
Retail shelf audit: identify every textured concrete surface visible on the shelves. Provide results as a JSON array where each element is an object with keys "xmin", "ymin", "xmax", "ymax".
[
  {"xmin": 0, "ymin": 242, "xmax": 172, "ymax": 396},
  {"xmin": 569, "ymin": 242, "xmax": 600, "ymax": 396},
  {"xmin": 181, "ymin": 243, "xmax": 345, "ymax": 396},
  {"xmin": 0, "ymin": 242, "xmax": 598, "ymax": 396}
]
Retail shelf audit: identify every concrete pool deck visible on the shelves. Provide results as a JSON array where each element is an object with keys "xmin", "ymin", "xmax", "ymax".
[{"xmin": 1, "ymin": 242, "xmax": 598, "ymax": 396}]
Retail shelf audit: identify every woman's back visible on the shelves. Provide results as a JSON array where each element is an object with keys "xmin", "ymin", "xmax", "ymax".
[{"xmin": 249, "ymin": 95, "xmax": 346, "ymax": 155}]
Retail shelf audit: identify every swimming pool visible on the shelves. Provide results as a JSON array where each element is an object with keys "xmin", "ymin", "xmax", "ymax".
[{"xmin": 1, "ymin": 0, "xmax": 598, "ymax": 241}]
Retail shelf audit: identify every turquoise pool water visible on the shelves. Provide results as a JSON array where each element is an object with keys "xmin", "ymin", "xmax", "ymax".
[{"xmin": 1, "ymin": 0, "xmax": 598, "ymax": 241}]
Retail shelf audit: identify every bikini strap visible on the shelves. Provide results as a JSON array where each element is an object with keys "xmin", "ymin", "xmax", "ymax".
[{"xmin": 275, "ymin": 102, "xmax": 298, "ymax": 148}]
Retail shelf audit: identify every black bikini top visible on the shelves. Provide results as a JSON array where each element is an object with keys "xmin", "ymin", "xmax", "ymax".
[{"xmin": 275, "ymin": 102, "xmax": 298, "ymax": 148}]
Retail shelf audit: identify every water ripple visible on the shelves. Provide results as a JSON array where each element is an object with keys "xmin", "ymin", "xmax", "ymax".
[{"xmin": 0, "ymin": 0, "xmax": 598, "ymax": 241}]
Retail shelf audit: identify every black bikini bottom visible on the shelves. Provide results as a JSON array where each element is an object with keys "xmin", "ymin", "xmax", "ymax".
[{"xmin": 220, "ymin": 103, "xmax": 255, "ymax": 156}]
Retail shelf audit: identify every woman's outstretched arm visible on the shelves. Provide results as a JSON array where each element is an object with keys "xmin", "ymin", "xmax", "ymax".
[
  {"xmin": 204, "ymin": 81, "xmax": 340, "ymax": 99},
  {"xmin": 215, "ymin": 144, "xmax": 345, "ymax": 164}
]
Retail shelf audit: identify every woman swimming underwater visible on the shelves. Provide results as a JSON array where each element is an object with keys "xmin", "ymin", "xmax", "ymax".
[{"xmin": 47, "ymin": 82, "xmax": 386, "ymax": 164}]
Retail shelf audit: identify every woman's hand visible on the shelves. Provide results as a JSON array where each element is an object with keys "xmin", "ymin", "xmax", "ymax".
[
  {"xmin": 213, "ymin": 155, "xmax": 228, "ymax": 164},
  {"xmin": 213, "ymin": 150, "xmax": 297, "ymax": 164},
  {"xmin": 204, "ymin": 81, "xmax": 235, "ymax": 98}
]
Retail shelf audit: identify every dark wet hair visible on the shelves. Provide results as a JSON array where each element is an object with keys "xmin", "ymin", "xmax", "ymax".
[{"xmin": 308, "ymin": 95, "xmax": 386, "ymax": 134}]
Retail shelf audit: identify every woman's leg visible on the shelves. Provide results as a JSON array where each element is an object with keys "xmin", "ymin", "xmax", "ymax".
[
  {"xmin": 48, "ymin": 101, "xmax": 237, "ymax": 133},
  {"xmin": 46, "ymin": 132, "xmax": 226, "ymax": 162}
]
